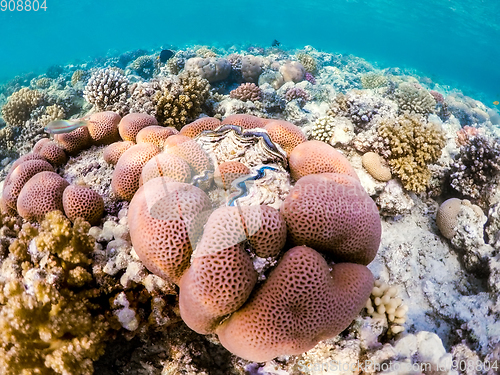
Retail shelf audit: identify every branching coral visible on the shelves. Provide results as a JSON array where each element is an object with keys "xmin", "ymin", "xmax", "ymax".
[
  {"xmin": 155, "ymin": 71, "xmax": 210, "ymax": 130},
  {"xmin": 230, "ymin": 83, "xmax": 262, "ymax": 102},
  {"xmin": 284, "ymin": 87, "xmax": 310, "ymax": 107},
  {"xmin": 450, "ymin": 134, "xmax": 500, "ymax": 199},
  {"xmin": 0, "ymin": 211, "xmax": 109, "ymax": 375},
  {"xmin": 360, "ymin": 73, "xmax": 388, "ymax": 89},
  {"xmin": 377, "ymin": 114, "xmax": 445, "ymax": 192},
  {"xmin": 1, "ymin": 87, "xmax": 47, "ymax": 127},
  {"xmin": 296, "ymin": 53, "xmax": 318, "ymax": 74},
  {"xmin": 83, "ymin": 68, "xmax": 129, "ymax": 112},
  {"xmin": 394, "ymin": 82, "xmax": 436, "ymax": 116}
]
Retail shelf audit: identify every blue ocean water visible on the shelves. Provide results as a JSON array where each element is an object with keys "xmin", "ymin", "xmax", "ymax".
[{"xmin": 0, "ymin": 0, "xmax": 499, "ymax": 103}]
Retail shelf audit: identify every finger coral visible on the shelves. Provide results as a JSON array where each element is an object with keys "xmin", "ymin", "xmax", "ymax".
[
  {"xmin": 281, "ymin": 173, "xmax": 381, "ymax": 265},
  {"xmin": 288, "ymin": 140, "xmax": 359, "ymax": 181},
  {"xmin": 377, "ymin": 114, "xmax": 445, "ymax": 192},
  {"xmin": 230, "ymin": 83, "xmax": 262, "ymax": 102},
  {"xmin": 216, "ymin": 245, "xmax": 374, "ymax": 362},
  {"xmin": 83, "ymin": 68, "xmax": 129, "ymax": 112},
  {"xmin": 155, "ymin": 71, "xmax": 210, "ymax": 130},
  {"xmin": 0, "ymin": 211, "xmax": 109, "ymax": 375}
]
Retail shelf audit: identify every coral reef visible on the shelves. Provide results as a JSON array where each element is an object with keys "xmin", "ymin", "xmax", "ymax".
[
  {"xmin": 1, "ymin": 87, "xmax": 47, "ymax": 127},
  {"xmin": 395, "ymin": 82, "xmax": 437, "ymax": 116},
  {"xmin": 230, "ymin": 82, "xmax": 262, "ymax": 102},
  {"xmin": 83, "ymin": 68, "xmax": 129, "ymax": 113},
  {"xmin": 378, "ymin": 114, "xmax": 446, "ymax": 192}
]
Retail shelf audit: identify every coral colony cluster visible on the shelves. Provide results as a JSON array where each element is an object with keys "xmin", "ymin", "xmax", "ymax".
[{"xmin": 0, "ymin": 44, "xmax": 500, "ymax": 374}]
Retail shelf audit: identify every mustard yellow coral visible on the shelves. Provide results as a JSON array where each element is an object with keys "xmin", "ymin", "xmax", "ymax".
[
  {"xmin": 296, "ymin": 52, "xmax": 318, "ymax": 74},
  {"xmin": 1, "ymin": 87, "xmax": 47, "ymax": 127},
  {"xmin": 378, "ymin": 114, "xmax": 445, "ymax": 192},
  {"xmin": 155, "ymin": 71, "xmax": 210, "ymax": 130},
  {"xmin": 0, "ymin": 211, "xmax": 109, "ymax": 375}
]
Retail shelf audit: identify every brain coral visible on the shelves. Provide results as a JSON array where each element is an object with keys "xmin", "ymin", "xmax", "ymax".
[
  {"xmin": 179, "ymin": 117, "xmax": 221, "ymax": 138},
  {"xmin": 377, "ymin": 114, "xmax": 445, "ymax": 192},
  {"xmin": 17, "ymin": 171, "xmax": 69, "ymax": 222},
  {"xmin": 140, "ymin": 153, "xmax": 192, "ymax": 184},
  {"xmin": 136, "ymin": 125, "xmax": 178, "ymax": 148},
  {"xmin": 103, "ymin": 141, "xmax": 135, "ymax": 165},
  {"xmin": 230, "ymin": 83, "xmax": 262, "ymax": 102},
  {"xmin": 87, "ymin": 111, "xmax": 121, "ymax": 145},
  {"xmin": 2, "ymin": 159, "xmax": 54, "ymax": 211},
  {"xmin": 111, "ymin": 143, "xmax": 160, "ymax": 201},
  {"xmin": 83, "ymin": 68, "xmax": 129, "ymax": 111},
  {"xmin": 63, "ymin": 185, "xmax": 104, "ymax": 225},
  {"xmin": 155, "ymin": 72, "xmax": 210, "ymax": 130},
  {"xmin": 240, "ymin": 56, "xmax": 264, "ymax": 83},
  {"xmin": 216, "ymin": 245, "xmax": 374, "ymax": 362},
  {"xmin": 54, "ymin": 126, "xmax": 91, "ymax": 155},
  {"xmin": 221, "ymin": 114, "xmax": 266, "ymax": 129},
  {"xmin": 264, "ymin": 119, "xmax": 307, "ymax": 155},
  {"xmin": 37, "ymin": 140, "xmax": 67, "ymax": 166},
  {"xmin": 288, "ymin": 140, "xmax": 359, "ymax": 181},
  {"xmin": 1, "ymin": 87, "xmax": 47, "ymax": 127},
  {"xmin": 214, "ymin": 161, "xmax": 250, "ymax": 190},
  {"xmin": 184, "ymin": 57, "xmax": 231, "ymax": 82},
  {"xmin": 281, "ymin": 173, "xmax": 381, "ymax": 265},
  {"xmin": 163, "ymin": 137, "xmax": 211, "ymax": 175},
  {"xmin": 118, "ymin": 113, "xmax": 158, "ymax": 142},
  {"xmin": 128, "ymin": 178, "xmax": 212, "ymax": 284},
  {"xmin": 395, "ymin": 82, "xmax": 436, "ymax": 116}
]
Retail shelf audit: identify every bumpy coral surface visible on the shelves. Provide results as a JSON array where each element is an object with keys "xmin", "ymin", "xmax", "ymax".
[
  {"xmin": 84, "ymin": 68, "xmax": 129, "ymax": 112},
  {"xmin": 230, "ymin": 82, "xmax": 262, "ymax": 102},
  {"xmin": 1, "ymin": 87, "xmax": 46, "ymax": 127}
]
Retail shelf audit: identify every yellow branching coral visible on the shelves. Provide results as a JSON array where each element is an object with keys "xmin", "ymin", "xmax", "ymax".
[
  {"xmin": 378, "ymin": 114, "xmax": 445, "ymax": 192},
  {"xmin": 1, "ymin": 87, "xmax": 47, "ymax": 127},
  {"xmin": 296, "ymin": 52, "xmax": 318, "ymax": 74},
  {"xmin": 155, "ymin": 71, "xmax": 210, "ymax": 130},
  {"xmin": 0, "ymin": 211, "xmax": 109, "ymax": 375},
  {"xmin": 361, "ymin": 73, "xmax": 388, "ymax": 89}
]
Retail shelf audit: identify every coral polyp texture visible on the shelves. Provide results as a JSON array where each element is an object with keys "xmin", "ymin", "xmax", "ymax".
[{"xmin": 1, "ymin": 43, "xmax": 499, "ymax": 373}]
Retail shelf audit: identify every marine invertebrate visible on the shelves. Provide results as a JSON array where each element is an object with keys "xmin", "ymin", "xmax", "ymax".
[
  {"xmin": 279, "ymin": 61, "xmax": 305, "ymax": 83},
  {"xmin": 128, "ymin": 178, "xmax": 212, "ymax": 284},
  {"xmin": 214, "ymin": 161, "xmax": 250, "ymax": 190},
  {"xmin": 263, "ymin": 119, "xmax": 307, "ymax": 155},
  {"xmin": 36, "ymin": 140, "xmax": 67, "ymax": 166},
  {"xmin": 140, "ymin": 153, "xmax": 192, "ymax": 184},
  {"xmin": 184, "ymin": 57, "xmax": 231, "ymax": 82},
  {"xmin": 296, "ymin": 52, "xmax": 318, "ymax": 74},
  {"xmin": 449, "ymin": 134, "xmax": 500, "ymax": 199},
  {"xmin": 216, "ymin": 245, "xmax": 374, "ymax": 362},
  {"xmin": 118, "ymin": 112, "xmax": 158, "ymax": 142},
  {"xmin": 2, "ymin": 159, "xmax": 54, "ymax": 211},
  {"xmin": 136, "ymin": 125, "xmax": 178, "ymax": 147},
  {"xmin": 130, "ymin": 55, "xmax": 155, "ymax": 78},
  {"xmin": 455, "ymin": 125, "xmax": 480, "ymax": 147},
  {"xmin": 229, "ymin": 83, "xmax": 262, "ymax": 102},
  {"xmin": 288, "ymin": 140, "xmax": 358, "ymax": 181},
  {"xmin": 62, "ymin": 184, "xmax": 104, "ymax": 225},
  {"xmin": 71, "ymin": 69, "xmax": 89, "ymax": 86},
  {"xmin": 103, "ymin": 141, "xmax": 135, "ymax": 165},
  {"xmin": 395, "ymin": 82, "xmax": 436, "ymax": 116},
  {"xmin": 365, "ymin": 279, "xmax": 408, "ymax": 336},
  {"xmin": 362, "ymin": 151, "xmax": 392, "ymax": 182},
  {"xmin": 17, "ymin": 171, "xmax": 69, "ymax": 222},
  {"xmin": 1, "ymin": 87, "xmax": 47, "ymax": 127},
  {"xmin": 179, "ymin": 117, "xmax": 221, "ymax": 138},
  {"xmin": 281, "ymin": 173, "xmax": 381, "ymax": 265},
  {"xmin": 155, "ymin": 71, "xmax": 210, "ymax": 130},
  {"xmin": 163, "ymin": 136, "xmax": 211, "ymax": 175},
  {"xmin": 83, "ymin": 68, "xmax": 129, "ymax": 112},
  {"xmin": 309, "ymin": 116, "xmax": 355, "ymax": 147},
  {"xmin": 87, "ymin": 111, "xmax": 121, "ymax": 145},
  {"xmin": 360, "ymin": 73, "xmax": 388, "ymax": 89},
  {"xmin": 378, "ymin": 114, "xmax": 445, "ymax": 192},
  {"xmin": 240, "ymin": 55, "xmax": 264, "ymax": 83},
  {"xmin": 0, "ymin": 211, "xmax": 109, "ymax": 374},
  {"xmin": 284, "ymin": 87, "xmax": 310, "ymax": 107},
  {"xmin": 111, "ymin": 143, "xmax": 160, "ymax": 201},
  {"xmin": 54, "ymin": 126, "xmax": 92, "ymax": 155},
  {"xmin": 304, "ymin": 72, "xmax": 316, "ymax": 85},
  {"xmin": 221, "ymin": 114, "xmax": 266, "ymax": 129},
  {"xmin": 258, "ymin": 70, "xmax": 285, "ymax": 90}
]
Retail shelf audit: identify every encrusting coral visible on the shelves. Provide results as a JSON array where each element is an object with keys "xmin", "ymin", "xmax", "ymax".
[
  {"xmin": 0, "ymin": 211, "xmax": 110, "ymax": 375},
  {"xmin": 377, "ymin": 113, "xmax": 445, "ymax": 192}
]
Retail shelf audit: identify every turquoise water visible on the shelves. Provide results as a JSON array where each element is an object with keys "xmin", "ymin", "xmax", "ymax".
[{"xmin": 1, "ymin": 0, "xmax": 499, "ymax": 102}]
